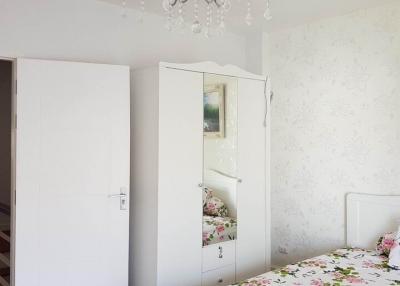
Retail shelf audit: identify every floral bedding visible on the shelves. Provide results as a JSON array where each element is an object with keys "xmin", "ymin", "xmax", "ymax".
[
  {"xmin": 203, "ymin": 215, "xmax": 237, "ymax": 246},
  {"xmin": 232, "ymin": 248, "xmax": 400, "ymax": 286}
]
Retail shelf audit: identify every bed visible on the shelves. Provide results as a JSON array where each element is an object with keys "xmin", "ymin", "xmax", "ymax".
[
  {"xmin": 232, "ymin": 193, "xmax": 400, "ymax": 286},
  {"xmin": 234, "ymin": 248, "xmax": 400, "ymax": 285}
]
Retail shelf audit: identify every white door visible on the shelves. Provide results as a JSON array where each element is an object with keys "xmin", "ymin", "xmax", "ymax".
[
  {"xmin": 15, "ymin": 59, "xmax": 130, "ymax": 286},
  {"xmin": 158, "ymin": 67, "xmax": 203, "ymax": 286},
  {"xmin": 236, "ymin": 78, "xmax": 267, "ymax": 281}
]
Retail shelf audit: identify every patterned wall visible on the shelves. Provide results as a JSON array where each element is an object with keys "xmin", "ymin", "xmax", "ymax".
[{"xmin": 265, "ymin": 2, "xmax": 400, "ymax": 266}]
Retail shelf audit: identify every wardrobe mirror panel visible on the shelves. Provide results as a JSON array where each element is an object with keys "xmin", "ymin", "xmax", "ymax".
[{"xmin": 202, "ymin": 73, "xmax": 238, "ymax": 247}]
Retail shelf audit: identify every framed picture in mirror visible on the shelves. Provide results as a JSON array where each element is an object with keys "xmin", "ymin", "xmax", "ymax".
[{"xmin": 204, "ymin": 84, "xmax": 225, "ymax": 138}]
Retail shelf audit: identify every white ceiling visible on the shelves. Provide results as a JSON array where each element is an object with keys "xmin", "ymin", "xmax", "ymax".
[{"xmin": 100, "ymin": 0, "xmax": 395, "ymax": 34}]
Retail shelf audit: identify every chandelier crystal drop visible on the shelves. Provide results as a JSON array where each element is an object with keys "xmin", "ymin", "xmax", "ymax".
[
  {"xmin": 264, "ymin": 0, "xmax": 272, "ymax": 21},
  {"xmin": 137, "ymin": 0, "xmax": 145, "ymax": 23},
  {"xmin": 162, "ymin": 0, "xmax": 173, "ymax": 12},
  {"xmin": 165, "ymin": 6, "xmax": 175, "ymax": 31},
  {"xmin": 245, "ymin": 0, "xmax": 252, "ymax": 26},
  {"xmin": 192, "ymin": 20, "xmax": 202, "ymax": 33},
  {"xmin": 176, "ymin": 1, "xmax": 185, "ymax": 28},
  {"xmin": 223, "ymin": 0, "xmax": 231, "ymax": 12},
  {"xmin": 191, "ymin": 0, "xmax": 202, "ymax": 33},
  {"xmin": 121, "ymin": 0, "xmax": 127, "ymax": 18},
  {"xmin": 120, "ymin": 0, "xmax": 272, "ymax": 36}
]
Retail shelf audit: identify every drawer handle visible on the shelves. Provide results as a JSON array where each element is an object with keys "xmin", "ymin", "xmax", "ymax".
[
  {"xmin": 218, "ymin": 246, "xmax": 223, "ymax": 259},
  {"xmin": 218, "ymin": 278, "xmax": 224, "ymax": 283}
]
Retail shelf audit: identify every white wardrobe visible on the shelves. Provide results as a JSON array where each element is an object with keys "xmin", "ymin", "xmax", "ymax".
[{"xmin": 131, "ymin": 62, "xmax": 271, "ymax": 286}]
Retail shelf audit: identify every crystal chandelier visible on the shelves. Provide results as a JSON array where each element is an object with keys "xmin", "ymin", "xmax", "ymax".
[
  {"xmin": 122, "ymin": 0, "xmax": 272, "ymax": 37},
  {"xmin": 162, "ymin": 0, "xmax": 272, "ymax": 36}
]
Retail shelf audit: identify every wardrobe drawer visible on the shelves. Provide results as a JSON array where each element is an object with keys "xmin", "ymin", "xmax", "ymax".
[
  {"xmin": 202, "ymin": 264, "xmax": 236, "ymax": 286},
  {"xmin": 203, "ymin": 241, "xmax": 236, "ymax": 272}
]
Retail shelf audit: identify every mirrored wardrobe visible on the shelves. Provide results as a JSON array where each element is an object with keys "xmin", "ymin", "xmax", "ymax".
[{"xmin": 131, "ymin": 62, "xmax": 271, "ymax": 286}]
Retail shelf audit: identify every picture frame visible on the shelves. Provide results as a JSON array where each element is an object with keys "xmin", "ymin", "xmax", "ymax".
[{"xmin": 204, "ymin": 84, "xmax": 225, "ymax": 138}]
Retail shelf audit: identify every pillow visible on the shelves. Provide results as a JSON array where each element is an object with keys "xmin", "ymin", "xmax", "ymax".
[
  {"xmin": 202, "ymin": 188, "xmax": 212, "ymax": 207},
  {"xmin": 376, "ymin": 231, "xmax": 396, "ymax": 256},
  {"xmin": 203, "ymin": 188, "xmax": 228, "ymax": 217},
  {"xmin": 389, "ymin": 228, "xmax": 400, "ymax": 269}
]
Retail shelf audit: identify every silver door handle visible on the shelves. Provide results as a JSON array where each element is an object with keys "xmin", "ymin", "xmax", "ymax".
[
  {"xmin": 109, "ymin": 187, "xmax": 129, "ymax": 210},
  {"xmin": 218, "ymin": 246, "xmax": 223, "ymax": 258},
  {"xmin": 108, "ymin": 193, "xmax": 127, "ymax": 198}
]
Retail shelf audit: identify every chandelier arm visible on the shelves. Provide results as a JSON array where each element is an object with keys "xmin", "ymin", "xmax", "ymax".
[
  {"xmin": 169, "ymin": 0, "xmax": 196, "ymax": 6},
  {"xmin": 170, "ymin": 0, "xmax": 222, "ymax": 7},
  {"xmin": 214, "ymin": 0, "xmax": 225, "ymax": 8}
]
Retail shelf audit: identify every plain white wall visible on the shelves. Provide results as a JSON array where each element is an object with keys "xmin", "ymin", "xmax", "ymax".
[
  {"xmin": 264, "ymin": 2, "xmax": 400, "ymax": 266},
  {"xmin": 0, "ymin": 0, "xmax": 246, "ymax": 68},
  {"xmin": 245, "ymin": 31, "xmax": 264, "ymax": 75}
]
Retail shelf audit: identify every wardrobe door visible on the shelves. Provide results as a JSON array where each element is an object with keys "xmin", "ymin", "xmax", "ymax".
[
  {"xmin": 158, "ymin": 67, "xmax": 203, "ymax": 286},
  {"xmin": 236, "ymin": 78, "xmax": 267, "ymax": 281}
]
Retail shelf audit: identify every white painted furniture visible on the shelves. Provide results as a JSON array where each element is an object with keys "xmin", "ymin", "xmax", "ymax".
[
  {"xmin": 16, "ymin": 59, "xmax": 130, "ymax": 286},
  {"xmin": 131, "ymin": 62, "xmax": 271, "ymax": 286},
  {"xmin": 346, "ymin": 193, "xmax": 400, "ymax": 249},
  {"xmin": 202, "ymin": 240, "xmax": 236, "ymax": 273},
  {"xmin": 202, "ymin": 264, "xmax": 236, "ymax": 286}
]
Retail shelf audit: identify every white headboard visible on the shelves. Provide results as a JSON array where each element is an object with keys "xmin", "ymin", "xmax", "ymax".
[
  {"xmin": 204, "ymin": 169, "xmax": 237, "ymax": 218},
  {"xmin": 347, "ymin": 193, "xmax": 400, "ymax": 249}
]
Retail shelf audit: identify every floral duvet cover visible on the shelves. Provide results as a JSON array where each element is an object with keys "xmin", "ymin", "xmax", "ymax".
[
  {"xmin": 233, "ymin": 248, "xmax": 400, "ymax": 286},
  {"xmin": 203, "ymin": 215, "xmax": 237, "ymax": 246}
]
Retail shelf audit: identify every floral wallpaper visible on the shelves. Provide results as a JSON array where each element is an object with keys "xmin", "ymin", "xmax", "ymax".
[{"xmin": 265, "ymin": 2, "xmax": 400, "ymax": 267}]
